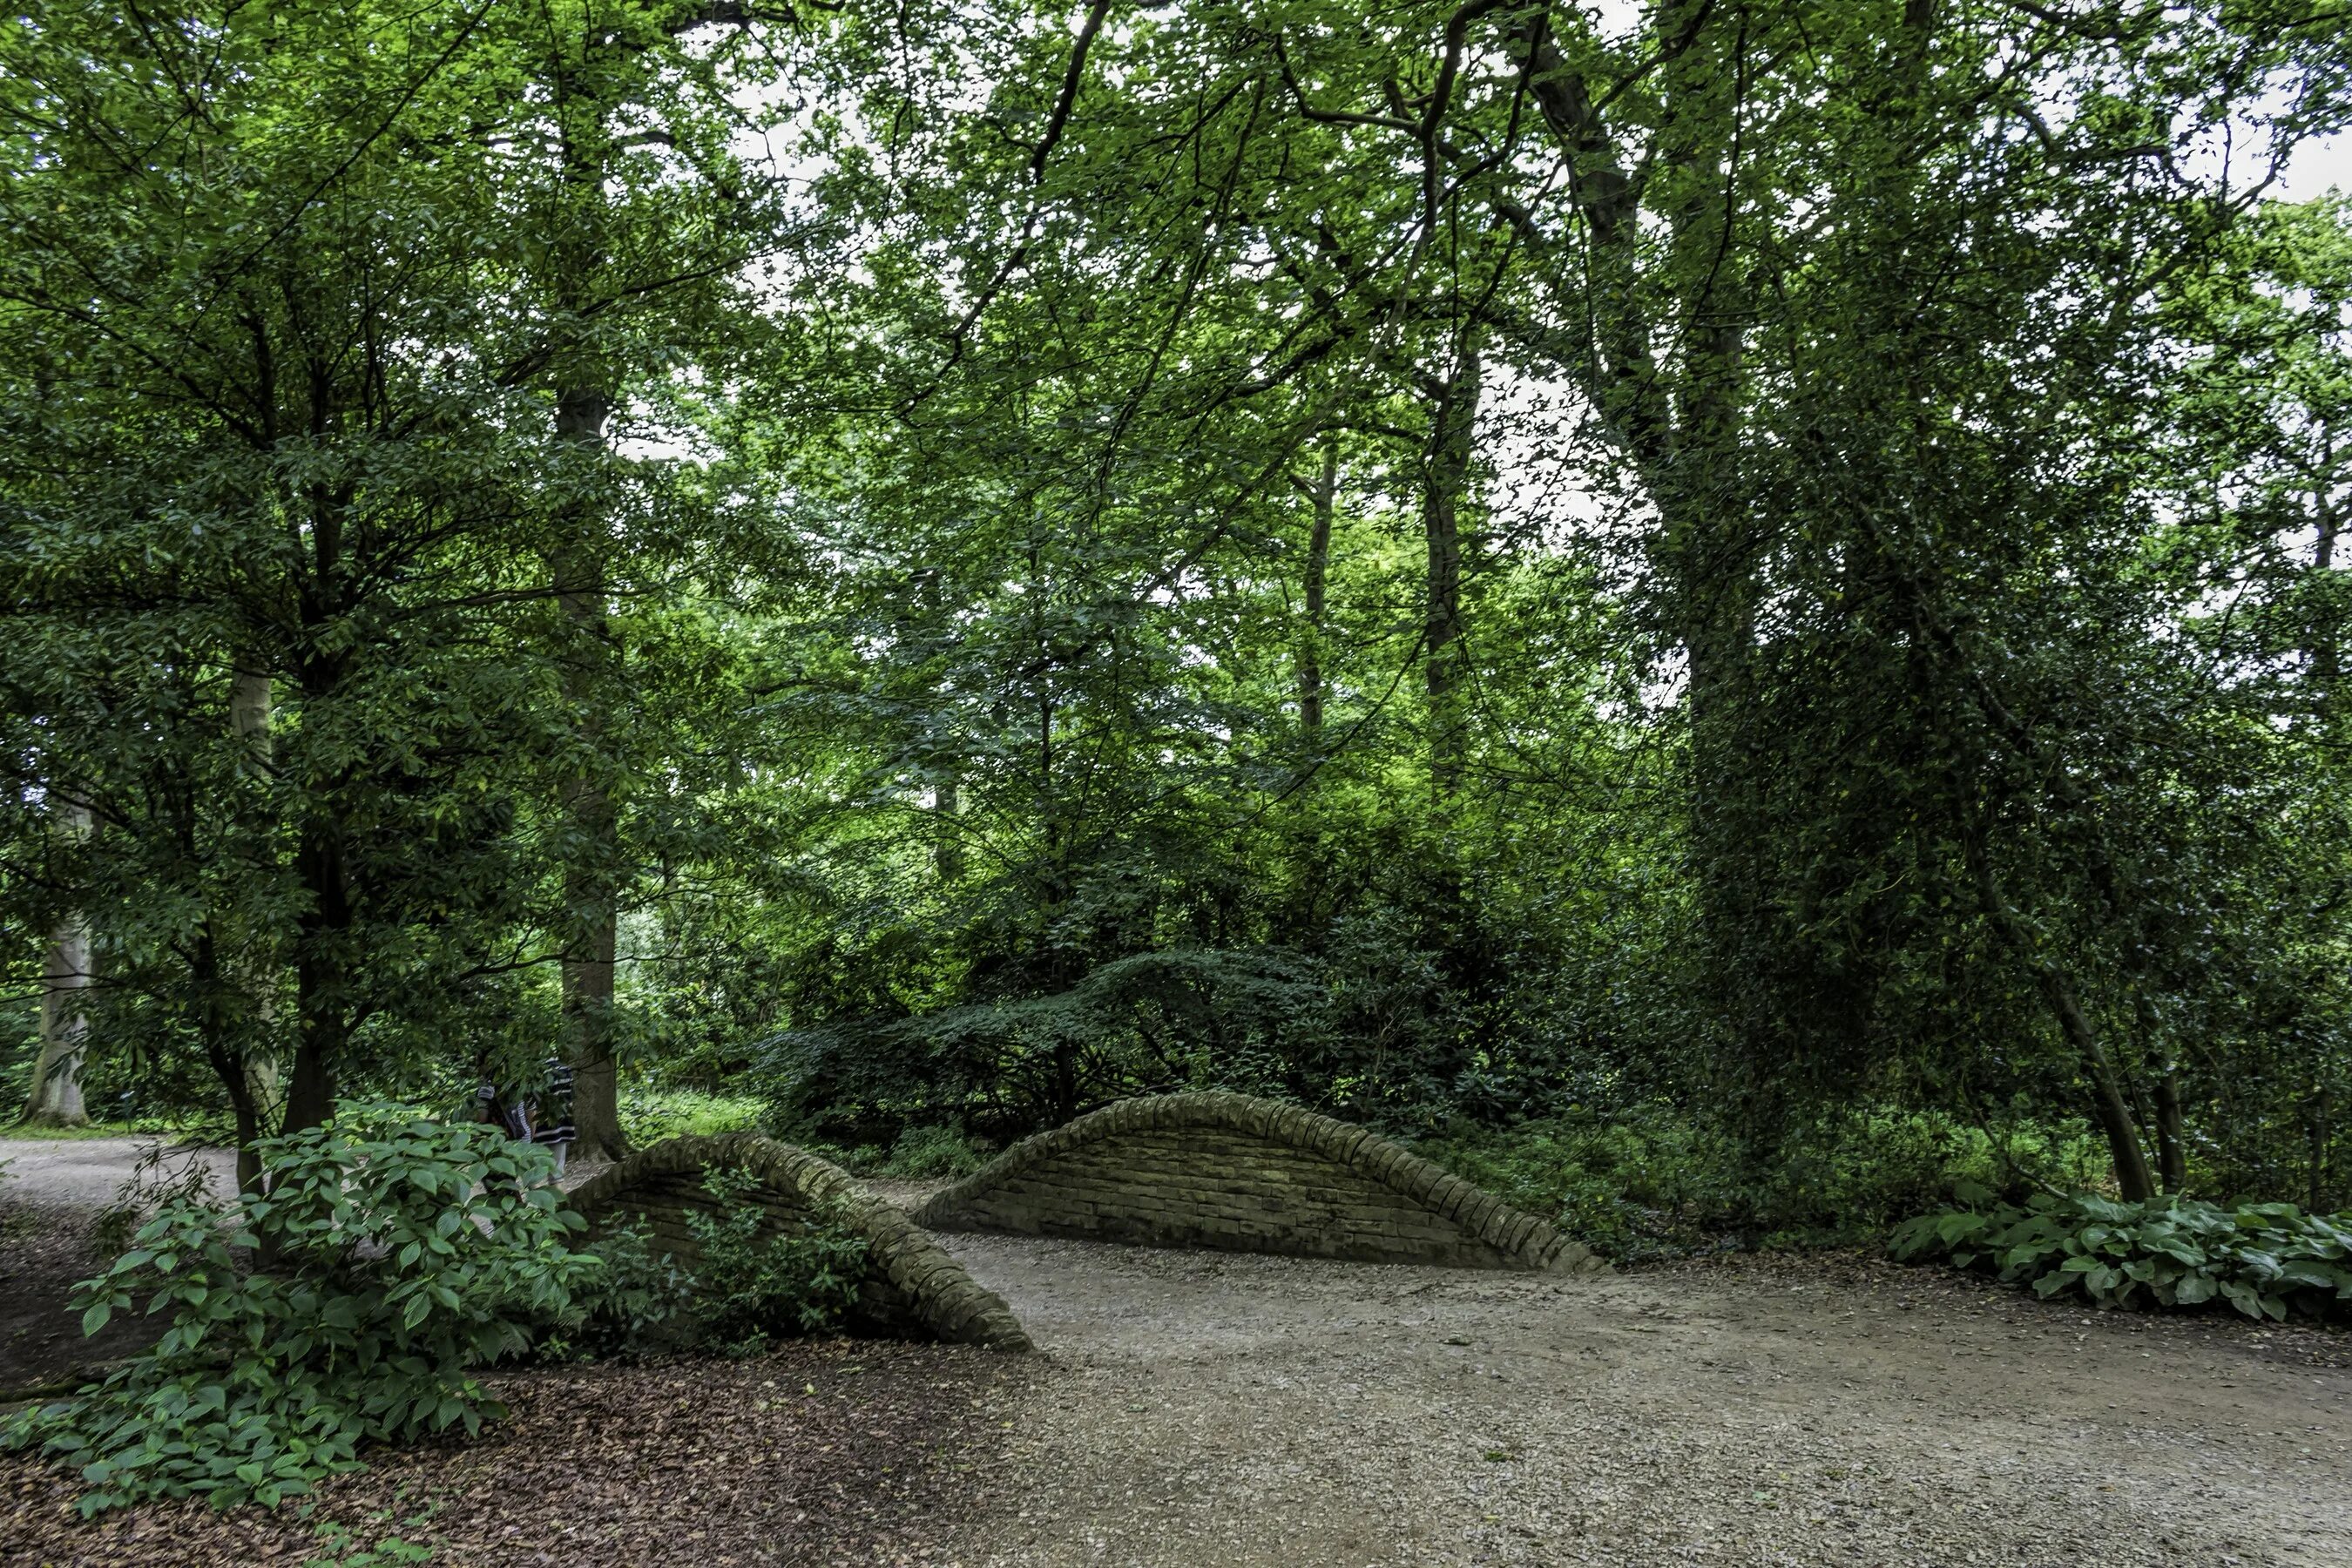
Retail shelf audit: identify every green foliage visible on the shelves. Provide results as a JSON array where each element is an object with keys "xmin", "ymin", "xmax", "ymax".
[
  {"xmin": 1891, "ymin": 1191, "xmax": 2352, "ymax": 1321},
  {"xmin": 679, "ymin": 1168, "xmax": 868, "ymax": 1354},
  {"xmin": 308, "ymin": 1523, "xmax": 436, "ymax": 1568},
  {"xmin": 1755, "ymin": 1111, "xmax": 2112, "ymax": 1247},
  {"xmin": 537, "ymin": 1216, "xmax": 694, "ymax": 1362},
  {"xmin": 870, "ymin": 1125, "xmax": 995, "ymax": 1180},
  {"xmin": 89, "ymin": 1139, "xmax": 228, "ymax": 1260},
  {"xmin": 617, "ymin": 1088, "xmax": 767, "ymax": 1147},
  {"xmin": 1, "ymin": 1103, "xmax": 597, "ymax": 1514},
  {"xmin": 544, "ymin": 1173, "xmax": 873, "ymax": 1358},
  {"xmin": 2, "ymin": 0, "xmax": 2348, "ymax": 1272},
  {"xmin": 1418, "ymin": 1110, "xmax": 1746, "ymax": 1262},
  {"xmin": 1420, "ymin": 1107, "xmax": 2112, "ymax": 1260},
  {"xmin": 764, "ymin": 949, "xmax": 1336, "ymax": 1138}
]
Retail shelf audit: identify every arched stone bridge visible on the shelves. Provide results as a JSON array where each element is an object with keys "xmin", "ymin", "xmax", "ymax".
[
  {"xmin": 915, "ymin": 1092, "xmax": 1598, "ymax": 1272},
  {"xmin": 568, "ymin": 1132, "xmax": 1032, "ymax": 1352}
]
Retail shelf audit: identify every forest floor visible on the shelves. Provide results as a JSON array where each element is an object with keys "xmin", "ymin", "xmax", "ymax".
[{"xmin": 3, "ymin": 1140, "xmax": 2349, "ymax": 1566}]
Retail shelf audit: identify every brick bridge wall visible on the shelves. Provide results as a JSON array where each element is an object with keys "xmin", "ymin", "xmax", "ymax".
[
  {"xmin": 914, "ymin": 1092, "xmax": 1598, "ymax": 1272},
  {"xmin": 567, "ymin": 1133, "xmax": 1031, "ymax": 1351}
]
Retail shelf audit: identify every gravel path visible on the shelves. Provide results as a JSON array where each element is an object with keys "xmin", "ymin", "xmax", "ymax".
[
  {"xmin": 929, "ymin": 1234, "xmax": 2352, "ymax": 1568},
  {"xmin": 10, "ymin": 1139, "xmax": 2348, "ymax": 1566},
  {"xmin": 0, "ymin": 1138, "xmax": 233, "ymax": 1211}
]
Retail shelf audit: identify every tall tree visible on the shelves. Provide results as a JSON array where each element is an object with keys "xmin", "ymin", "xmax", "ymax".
[{"xmin": 19, "ymin": 798, "xmax": 91, "ymax": 1127}]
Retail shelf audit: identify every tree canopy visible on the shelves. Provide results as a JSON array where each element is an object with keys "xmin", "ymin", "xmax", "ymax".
[{"xmin": 5, "ymin": 0, "xmax": 2350, "ymax": 1213}]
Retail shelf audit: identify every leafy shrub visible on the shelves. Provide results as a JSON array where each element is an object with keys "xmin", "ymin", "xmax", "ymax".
[
  {"xmin": 537, "ymin": 1216, "xmax": 693, "ymax": 1361},
  {"xmin": 2, "ymin": 1101, "xmax": 599, "ymax": 1513},
  {"xmin": 869, "ymin": 1124, "xmax": 993, "ymax": 1179},
  {"xmin": 679, "ymin": 1167, "xmax": 868, "ymax": 1353},
  {"xmin": 1753, "ymin": 1107, "xmax": 2109, "ymax": 1244},
  {"xmin": 90, "ymin": 1137, "xmax": 226, "ymax": 1259},
  {"xmin": 760, "ymin": 947, "xmax": 1334, "ymax": 1139},
  {"xmin": 1417, "ymin": 1107, "xmax": 1747, "ymax": 1261},
  {"xmin": 617, "ymin": 1086, "xmax": 767, "ymax": 1146},
  {"xmin": 1890, "ymin": 1188, "xmax": 2352, "ymax": 1320},
  {"xmin": 1419, "ymin": 1105, "xmax": 2114, "ymax": 1260}
]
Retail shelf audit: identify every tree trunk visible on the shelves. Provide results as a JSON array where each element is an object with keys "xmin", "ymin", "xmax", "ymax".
[
  {"xmin": 1511, "ymin": 1, "xmax": 1762, "ymax": 1031},
  {"xmin": 556, "ymin": 385, "xmax": 627, "ymax": 1165},
  {"xmin": 935, "ymin": 772, "xmax": 965, "ymax": 882},
  {"xmin": 2311, "ymin": 1085, "xmax": 2335, "ymax": 1213},
  {"xmin": 2312, "ymin": 470, "xmax": 2340, "ymax": 704},
  {"xmin": 287, "ymin": 806, "xmax": 348, "ymax": 1137},
  {"xmin": 1297, "ymin": 440, "xmax": 1335, "ymax": 738},
  {"xmin": 21, "ymin": 801, "xmax": 93, "ymax": 1127},
  {"xmin": 193, "ymin": 922, "xmax": 267, "ymax": 1198},
  {"xmin": 1963, "ymin": 818, "xmax": 2159, "ymax": 1201},
  {"xmin": 2042, "ymin": 969, "xmax": 2160, "ymax": 1202},
  {"xmin": 2130, "ymin": 989, "xmax": 2186, "ymax": 1193},
  {"xmin": 230, "ymin": 666, "xmax": 280, "ymax": 1193},
  {"xmin": 1422, "ymin": 335, "xmax": 1483, "ymax": 799},
  {"xmin": 2153, "ymin": 1057, "xmax": 2186, "ymax": 1194}
]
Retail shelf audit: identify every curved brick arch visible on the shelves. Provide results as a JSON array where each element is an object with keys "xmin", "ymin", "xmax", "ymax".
[
  {"xmin": 914, "ymin": 1092, "xmax": 1599, "ymax": 1273},
  {"xmin": 568, "ymin": 1133, "xmax": 1031, "ymax": 1352}
]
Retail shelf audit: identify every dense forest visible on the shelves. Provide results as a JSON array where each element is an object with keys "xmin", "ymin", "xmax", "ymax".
[{"xmin": 6, "ymin": 0, "xmax": 2351, "ymax": 1238}]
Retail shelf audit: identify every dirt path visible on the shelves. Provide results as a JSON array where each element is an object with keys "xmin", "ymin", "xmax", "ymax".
[{"xmin": 929, "ymin": 1234, "xmax": 2351, "ymax": 1568}]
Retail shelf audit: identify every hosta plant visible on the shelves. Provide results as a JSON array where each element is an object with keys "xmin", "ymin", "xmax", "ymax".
[
  {"xmin": 2, "ymin": 1101, "xmax": 600, "ymax": 1513},
  {"xmin": 1890, "ymin": 1186, "xmax": 2352, "ymax": 1321}
]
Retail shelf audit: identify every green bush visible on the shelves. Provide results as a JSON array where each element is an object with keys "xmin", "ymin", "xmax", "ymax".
[
  {"xmin": 1416, "ymin": 1107, "xmax": 1746, "ymax": 1261},
  {"xmin": 870, "ymin": 1124, "xmax": 993, "ymax": 1179},
  {"xmin": 1890, "ymin": 1188, "xmax": 2352, "ymax": 1320},
  {"xmin": 547, "ymin": 1171, "xmax": 870, "ymax": 1357},
  {"xmin": 1417, "ymin": 1105, "xmax": 2112, "ymax": 1260},
  {"xmin": 617, "ymin": 1086, "xmax": 767, "ymax": 1146},
  {"xmin": 2, "ymin": 1101, "xmax": 599, "ymax": 1513},
  {"xmin": 537, "ymin": 1216, "xmax": 694, "ymax": 1361},
  {"xmin": 1750, "ymin": 1107, "xmax": 2109, "ymax": 1245},
  {"xmin": 793, "ymin": 1123, "xmax": 995, "ymax": 1179},
  {"xmin": 680, "ymin": 1167, "xmax": 868, "ymax": 1353},
  {"xmin": 759, "ymin": 947, "xmax": 1335, "ymax": 1139}
]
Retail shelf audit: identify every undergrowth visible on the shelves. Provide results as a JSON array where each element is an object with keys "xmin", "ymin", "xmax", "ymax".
[
  {"xmin": 616, "ymin": 1087, "xmax": 766, "ymax": 1146},
  {"xmin": 1416, "ymin": 1105, "xmax": 2109, "ymax": 1261},
  {"xmin": 544, "ymin": 1169, "xmax": 872, "ymax": 1360},
  {"xmin": 3, "ymin": 1101, "xmax": 598, "ymax": 1513},
  {"xmin": 802, "ymin": 1123, "xmax": 997, "ymax": 1180},
  {"xmin": 680, "ymin": 1168, "xmax": 868, "ymax": 1353},
  {"xmin": 1890, "ymin": 1188, "xmax": 2352, "ymax": 1320}
]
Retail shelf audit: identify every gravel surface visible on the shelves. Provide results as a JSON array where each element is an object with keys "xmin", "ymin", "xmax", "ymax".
[
  {"xmin": 0, "ymin": 1139, "xmax": 232, "ymax": 1213},
  {"xmin": 8, "ymin": 1139, "xmax": 2348, "ymax": 1566},
  {"xmin": 929, "ymin": 1235, "xmax": 2352, "ymax": 1567}
]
